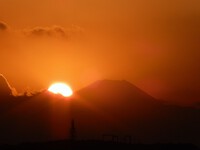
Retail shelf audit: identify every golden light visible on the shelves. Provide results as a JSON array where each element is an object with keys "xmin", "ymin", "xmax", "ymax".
[{"xmin": 48, "ymin": 82, "xmax": 73, "ymax": 97}]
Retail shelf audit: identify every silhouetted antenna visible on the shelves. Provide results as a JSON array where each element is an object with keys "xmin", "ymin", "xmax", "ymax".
[{"xmin": 70, "ymin": 119, "xmax": 76, "ymax": 141}]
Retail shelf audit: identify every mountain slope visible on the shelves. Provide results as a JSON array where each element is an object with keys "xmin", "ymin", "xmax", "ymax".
[
  {"xmin": 75, "ymin": 79, "xmax": 161, "ymax": 119},
  {"xmin": 72, "ymin": 80, "xmax": 200, "ymax": 144}
]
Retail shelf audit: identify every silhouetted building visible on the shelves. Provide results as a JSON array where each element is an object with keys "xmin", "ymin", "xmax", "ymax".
[
  {"xmin": 102, "ymin": 135, "xmax": 119, "ymax": 143},
  {"xmin": 123, "ymin": 135, "xmax": 132, "ymax": 144}
]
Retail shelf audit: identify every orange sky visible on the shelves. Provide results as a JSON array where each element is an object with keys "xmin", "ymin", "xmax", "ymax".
[{"xmin": 0, "ymin": 0, "xmax": 200, "ymax": 105}]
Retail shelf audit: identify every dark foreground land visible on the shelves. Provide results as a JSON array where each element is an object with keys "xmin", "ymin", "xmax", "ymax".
[{"xmin": 0, "ymin": 140, "xmax": 199, "ymax": 150}]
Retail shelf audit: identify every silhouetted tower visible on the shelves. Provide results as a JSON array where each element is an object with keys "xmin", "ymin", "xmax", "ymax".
[{"xmin": 70, "ymin": 119, "xmax": 76, "ymax": 141}]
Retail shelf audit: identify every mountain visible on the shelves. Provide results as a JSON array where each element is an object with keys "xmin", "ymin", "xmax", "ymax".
[
  {"xmin": 0, "ymin": 79, "xmax": 199, "ymax": 146},
  {"xmin": 71, "ymin": 80, "xmax": 163, "ymax": 139},
  {"xmin": 73, "ymin": 80, "xmax": 200, "ymax": 144}
]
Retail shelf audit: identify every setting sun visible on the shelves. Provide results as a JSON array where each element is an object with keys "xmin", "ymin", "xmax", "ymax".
[{"xmin": 48, "ymin": 83, "xmax": 73, "ymax": 97}]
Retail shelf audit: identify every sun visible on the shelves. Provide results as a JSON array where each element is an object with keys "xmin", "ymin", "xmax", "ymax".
[{"xmin": 48, "ymin": 82, "xmax": 73, "ymax": 97}]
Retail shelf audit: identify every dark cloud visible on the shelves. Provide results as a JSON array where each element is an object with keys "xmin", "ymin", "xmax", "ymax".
[
  {"xmin": 29, "ymin": 27, "xmax": 49, "ymax": 36},
  {"xmin": 24, "ymin": 25, "xmax": 84, "ymax": 39},
  {"xmin": 0, "ymin": 21, "xmax": 8, "ymax": 31},
  {"xmin": 51, "ymin": 26, "xmax": 67, "ymax": 37}
]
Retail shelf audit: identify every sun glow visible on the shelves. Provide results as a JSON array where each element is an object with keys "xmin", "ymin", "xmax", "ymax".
[{"xmin": 48, "ymin": 82, "xmax": 73, "ymax": 97}]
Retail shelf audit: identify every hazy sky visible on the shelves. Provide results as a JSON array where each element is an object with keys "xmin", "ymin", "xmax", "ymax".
[{"xmin": 0, "ymin": 0, "xmax": 200, "ymax": 105}]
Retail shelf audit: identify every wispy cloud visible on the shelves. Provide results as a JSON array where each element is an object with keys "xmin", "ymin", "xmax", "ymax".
[{"xmin": 0, "ymin": 74, "xmax": 17, "ymax": 96}]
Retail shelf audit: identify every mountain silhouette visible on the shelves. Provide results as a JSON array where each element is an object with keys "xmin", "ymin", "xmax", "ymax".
[
  {"xmin": 0, "ymin": 79, "xmax": 199, "ymax": 147},
  {"xmin": 73, "ymin": 80, "xmax": 200, "ymax": 145},
  {"xmin": 72, "ymin": 80, "xmax": 163, "ymax": 139}
]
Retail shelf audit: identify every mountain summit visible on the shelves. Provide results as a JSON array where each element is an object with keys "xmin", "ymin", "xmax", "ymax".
[
  {"xmin": 76, "ymin": 79, "xmax": 161, "ymax": 120},
  {"xmin": 77, "ymin": 79, "xmax": 158, "ymax": 105}
]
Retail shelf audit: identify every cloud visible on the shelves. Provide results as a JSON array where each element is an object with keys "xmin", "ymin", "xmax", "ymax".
[
  {"xmin": 0, "ymin": 21, "xmax": 8, "ymax": 31},
  {"xmin": 0, "ymin": 22, "xmax": 84, "ymax": 45},
  {"xmin": 0, "ymin": 74, "xmax": 17, "ymax": 96},
  {"xmin": 28, "ymin": 27, "xmax": 49, "ymax": 36},
  {"xmin": 23, "ymin": 25, "xmax": 84, "ymax": 40}
]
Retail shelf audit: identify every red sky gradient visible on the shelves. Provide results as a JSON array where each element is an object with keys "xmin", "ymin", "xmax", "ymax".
[{"xmin": 0, "ymin": 0, "xmax": 200, "ymax": 105}]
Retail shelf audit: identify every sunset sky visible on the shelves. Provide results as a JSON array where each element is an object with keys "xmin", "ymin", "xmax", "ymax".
[{"xmin": 0, "ymin": 0, "xmax": 200, "ymax": 105}]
